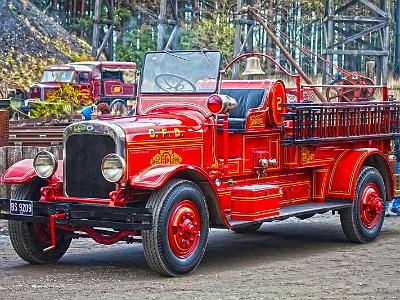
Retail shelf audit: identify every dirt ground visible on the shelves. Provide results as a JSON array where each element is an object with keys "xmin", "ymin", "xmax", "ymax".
[{"xmin": 1, "ymin": 213, "xmax": 400, "ymax": 300}]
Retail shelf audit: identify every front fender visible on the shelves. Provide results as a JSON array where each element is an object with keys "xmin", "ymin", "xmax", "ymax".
[
  {"xmin": 130, "ymin": 164, "xmax": 213, "ymax": 189},
  {"xmin": 327, "ymin": 149, "xmax": 392, "ymax": 200},
  {"xmin": 1, "ymin": 159, "xmax": 63, "ymax": 184},
  {"xmin": 130, "ymin": 164, "xmax": 229, "ymax": 227}
]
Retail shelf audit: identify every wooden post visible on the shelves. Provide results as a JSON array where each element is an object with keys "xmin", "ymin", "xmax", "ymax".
[
  {"xmin": 246, "ymin": 0, "xmax": 254, "ymax": 53},
  {"xmin": 325, "ymin": 0, "xmax": 334, "ymax": 83},
  {"xmin": 232, "ymin": 0, "xmax": 243, "ymax": 79},
  {"xmin": 107, "ymin": 0, "xmax": 114, "ymax": 60},
  {"xmin": 157, "ymin": 0, "xmax": 167, "ymax": 50},
  {"xmin": 0, "ymin": 147, "xmax": 7, "ymax": 198},
  {"xmin": 165, "ymin": 0, "xmax": 179, "ymax": 50},
  {"xmin": 0, "ymin": 110, "xmax": 8, "ymax": 147},
  {"xmin": 91, "ymin": 0, "xmax": 114, "ymax": 60},
  {"xmin": 395, "ymin": 0, "xmax": 400, "ymax": 77},
  {"xmin": 193, "ymin": 0, "xmax": 199, "ymax": 23},
  {"xmin": 6, "ymin": 146, "xmax": 22, "ymax": 197},
  {"xmin": 73, "ymin": 0, "xmax": 77, "ymax": 21},
  {"xmin": 81, "ymin": 0, "xmax": 85, "ymax": 17},
  {"xmin": 266, "ymin": 0, "xmax": 274, "ymax": 56},
  {"xmin": 91, "ymin": 0, "xmax": 101, "ymax": 58},
  {"xmin": 381, "ymin": 0, "xmax": 390, "ymax": 85}
]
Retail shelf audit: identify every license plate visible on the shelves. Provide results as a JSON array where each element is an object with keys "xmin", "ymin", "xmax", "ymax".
[{"xmin": 9, "ymin": 200, "xmax": 33, "ymax": 216}]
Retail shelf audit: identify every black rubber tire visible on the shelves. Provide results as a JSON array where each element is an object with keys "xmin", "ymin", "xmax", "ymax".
[
  {"xmin": 339, "ymin": 166, "xmax": 386, "ymax": 243},
  {"xmin": 142, "ymin": 179, "xmax": 209, "ymax": 277},
  {"xmin": 232, "ymin": 222, "xmax": 262, "ymax": 233},
  {"xmin": 8, "ymin": 179, "xmax": 72, "ymax": 264}
]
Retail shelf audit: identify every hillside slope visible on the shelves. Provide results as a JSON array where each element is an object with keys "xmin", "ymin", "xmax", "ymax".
[{"xmin": 0, "ymin": 0, "xmax": 90, "ymax": 96}]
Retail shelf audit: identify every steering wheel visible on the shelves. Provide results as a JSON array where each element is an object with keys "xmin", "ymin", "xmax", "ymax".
[{"xmin": 155, "ymin": 73, "xmax": 197, "ymax": 93}]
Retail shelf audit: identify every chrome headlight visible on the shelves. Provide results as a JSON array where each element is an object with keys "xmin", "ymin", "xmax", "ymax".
[
  {"xmin": 101, "ymin": 154, "xmax": 125, "ymax": 183},
  {"xmin": 33, "ymin": 151, "xmax": 57, "ymax": 179}
]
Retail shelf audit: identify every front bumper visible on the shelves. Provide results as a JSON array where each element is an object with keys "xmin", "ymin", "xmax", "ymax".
[{"xmin": 0, "ymin": 198, "xmax": 152, "ymax": 231}]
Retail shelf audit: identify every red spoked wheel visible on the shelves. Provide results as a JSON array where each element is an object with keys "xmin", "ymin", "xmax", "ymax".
[
  {"xmin": 326, "ymin": 78, "xmax": 356, "ymax": 102},
  {"xmin": 326, "ymin": 77, "xmax": 375, "ymax": 102},
  {"xmin": 143, "ymin": 179, "xmax": 209, "ymax": 276},
  {"xmin": 340, "ymin": 166, "xmax": 386, "ymax": 243},
  {"xmin": 359, "ymin": 183, "xmax": 384, "ymax": 229},
  {"xmin": 168, "ymin": 200, "xmax": 200, "ymax": 258}
]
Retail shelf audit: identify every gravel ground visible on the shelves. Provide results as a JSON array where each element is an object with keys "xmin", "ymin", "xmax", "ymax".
[{"xmin": 1, "ymin": 214, "xmax": 400, "ymax": 300}]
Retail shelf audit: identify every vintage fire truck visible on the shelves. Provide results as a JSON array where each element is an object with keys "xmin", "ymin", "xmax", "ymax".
[
  {"xmin": 29, "ymin": 61, "xmax": 136, "ymax": 105},
  {"xmin": 1, "ymin": 50, "xmax": 400, "ymax": 276}
]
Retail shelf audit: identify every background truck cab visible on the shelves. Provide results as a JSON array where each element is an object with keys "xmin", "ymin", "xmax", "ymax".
[{"xmin": 29, "ymin": 61, "xmax": 137, "ymax": 106}]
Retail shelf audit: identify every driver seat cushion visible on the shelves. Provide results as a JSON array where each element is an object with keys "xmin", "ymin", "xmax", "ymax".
[{"xmin": 218, "ymin": 89, "xmax": 266, "ymax": 132}]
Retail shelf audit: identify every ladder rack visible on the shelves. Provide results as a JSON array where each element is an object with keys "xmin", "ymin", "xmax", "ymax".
[{"xmin": 283, "ymin": 101, "xmax": 400, "ymax": 145}]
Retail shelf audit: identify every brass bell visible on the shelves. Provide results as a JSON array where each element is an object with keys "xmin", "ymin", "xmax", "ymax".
[{"xmin": 242, "ymin": 57, "xmax": 266, "ymax": 76}]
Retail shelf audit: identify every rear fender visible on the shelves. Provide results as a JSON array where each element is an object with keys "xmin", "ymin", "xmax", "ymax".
[
  {"xmin": 1, "ymin": 159, "xmax": 63, "ymax": 184},
  {"xmin": 327, "ymin": 149, "xmax": 393, "ymax": 200}
]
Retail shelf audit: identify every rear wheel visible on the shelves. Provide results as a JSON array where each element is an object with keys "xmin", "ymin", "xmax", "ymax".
[
  {"xmin": 8, "ymin": 179, "xmax": 71, "ymax": 264},
  {"xmin": 142, "ymin": 179, "xmax": 209, "ymax": 276},
  {"xmin": 339, "ymin": 167, "xmax": 386, "ymax": 243}
]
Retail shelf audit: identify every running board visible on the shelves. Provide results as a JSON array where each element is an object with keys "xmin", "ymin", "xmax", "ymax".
[{"xmin": 229, "ymin": 201, "xmax": 352, "ymax": 230}]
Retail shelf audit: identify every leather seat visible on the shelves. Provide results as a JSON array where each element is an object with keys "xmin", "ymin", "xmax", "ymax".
[{"xmin": 218, "ymin": 89, "xmax": 266, "ymax": 132}]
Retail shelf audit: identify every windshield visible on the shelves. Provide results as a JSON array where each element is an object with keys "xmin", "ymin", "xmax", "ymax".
[
  {"xmin": 41, "ymin": 70, "xmax": 75, "ymax": 83},
  {"xmin": 140, "ymin": 51, "xmax": 221, "ymax": 94},
  {"xmin": 101, "ymin": 69, "xmax": 136, "ymax": 84}
]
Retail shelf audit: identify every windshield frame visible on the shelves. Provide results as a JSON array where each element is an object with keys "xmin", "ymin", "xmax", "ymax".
[{"xmin": 139, "ymin": 50, "xmax": 222, "ymax": 95}]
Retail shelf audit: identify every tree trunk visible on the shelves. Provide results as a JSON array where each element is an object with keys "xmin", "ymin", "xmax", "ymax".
[{"xmin": 193, "ymin": 0, "xmax": 199, "ymax": 23}]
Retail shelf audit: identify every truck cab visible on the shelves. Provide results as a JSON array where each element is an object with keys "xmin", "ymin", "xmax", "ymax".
[
  {"xmin": 1, "ymin": 50, "xmax": 400, "ymax": 276},
  {"xmin": 29, "ymin": 61, "xmax": 136, "ymax": 106}
]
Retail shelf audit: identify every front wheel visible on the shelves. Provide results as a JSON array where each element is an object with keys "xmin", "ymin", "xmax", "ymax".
[
  {"xmin": 8, "ymin": 180, "xmax": 72, "ymax": 264},
  {"xmin": 339, "ymin": 166, "xmax": 386, "ymax": 243},
  {"xmin": 142, "ymin": 179, "xmax": 209, "ymax": 276}
]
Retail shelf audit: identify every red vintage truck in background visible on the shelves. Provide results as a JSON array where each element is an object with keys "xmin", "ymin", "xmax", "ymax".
[
  {"xmin": 1, "ymin": 50, "xmax": 399, "ymax": 276},
  {"xmin": 29, "ymin": 61, "xmax": 137, "ymax": 106}
]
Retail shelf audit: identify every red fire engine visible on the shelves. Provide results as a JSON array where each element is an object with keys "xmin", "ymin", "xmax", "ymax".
[
  {"xmin": 1, "ymin": 50, "xmax": 399, "ymax": 276},
  {"xmin": 29, "ymin": 61, "xmax": 136, "ymax": 105}
]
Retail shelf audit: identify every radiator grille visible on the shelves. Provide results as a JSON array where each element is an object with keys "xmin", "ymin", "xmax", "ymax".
[{"xmin": 65, "ymin": 134, "xmax": 116, "ymax": 198}]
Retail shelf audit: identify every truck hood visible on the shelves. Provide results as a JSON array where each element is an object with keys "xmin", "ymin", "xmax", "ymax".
[
  {"xmin": 31, "ymin": 82, "xmax": 63, "ymax": 89},
  {"xmin": 103, "ymin": 111, "xmax": 206, "ymax": 144}
]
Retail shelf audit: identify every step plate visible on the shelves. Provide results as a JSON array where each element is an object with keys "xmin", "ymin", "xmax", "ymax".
[{"xmin": 229, "ymin": 201, "xmax": 352, "ymax": 229}]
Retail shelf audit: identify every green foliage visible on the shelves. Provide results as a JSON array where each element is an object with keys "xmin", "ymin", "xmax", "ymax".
[
  {"xmin": 69, "ymin": 17, "xmax": 93, "ymax": 38},
  {"xmin": 179, "ymin": 12, "xmax": 235, "ymax": 62},
  {"xmin": 114, "ymin": 8, "xmax": 132, "ymax": 24},
  {"xmin": 116, "ymin": 25, "xmax": 157, "ymax": 69},
  {"xmin": 30, "ymin": 85, "xmax": 85, "ymax": 121}
]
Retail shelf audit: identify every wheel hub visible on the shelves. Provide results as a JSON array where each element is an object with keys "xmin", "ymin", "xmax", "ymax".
[
  {"xmin": 168, "ymin": 200, "xmax": 200, "ymax": 258},
  {"xmin": 360, "ymin": 183, "xmax": 384, "ymax": 229},
  {"xmin": 32, "ymin": 222, "xmax": 52, "ymax": 246}
]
